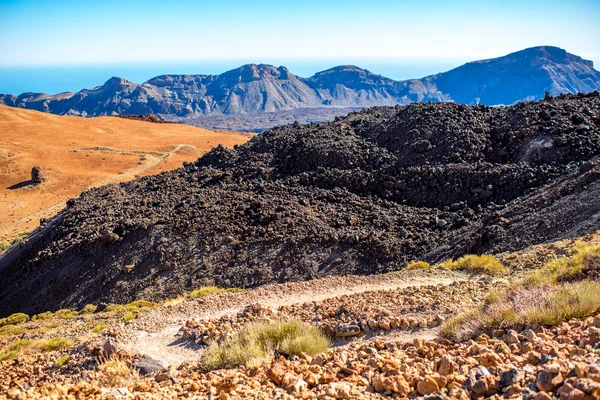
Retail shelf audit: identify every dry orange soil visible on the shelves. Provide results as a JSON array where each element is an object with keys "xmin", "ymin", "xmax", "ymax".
[{"xmin": 0, "ymin": 105, "xmax": 252, "ymax": 243}]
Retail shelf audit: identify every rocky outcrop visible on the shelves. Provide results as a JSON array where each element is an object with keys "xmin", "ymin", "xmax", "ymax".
[{"xmin": 1, "ymin": 46, "xmax": 599, "ymax": 132}]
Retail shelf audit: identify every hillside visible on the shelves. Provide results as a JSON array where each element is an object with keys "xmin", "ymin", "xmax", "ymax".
[
  {"xmin": 0, "ymin": 93, "xmax": 598, "ymax": 318},
  {"xmin": 1, "ymin": 46, "xmax": 599, "ymax": 132},
  {"xmin": 0, "ymin": 105, "xmax": 252, "ymax": 243},
  {"xmin": 0, "ymin": 233, "xmax": 599, "ymax": 399}
]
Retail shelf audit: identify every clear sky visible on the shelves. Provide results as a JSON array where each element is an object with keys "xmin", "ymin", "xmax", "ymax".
[{"xmin": 0, "ymin": 0, "xmax": 599, "ymax": 93}]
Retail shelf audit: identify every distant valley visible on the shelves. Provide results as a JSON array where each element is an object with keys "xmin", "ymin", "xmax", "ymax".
[{"xmin": 1, "ymin": 46, "xmax": 599, "ymax": 132}]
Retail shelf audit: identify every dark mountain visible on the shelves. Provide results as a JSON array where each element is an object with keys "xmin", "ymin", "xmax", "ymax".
[
  {"xmin": 0, "ymin": 46, "xmax": 599, "ymax": 132},
  {"xmin": 0, "ymin": 92, "xmax": 599, "ymax": 317}
]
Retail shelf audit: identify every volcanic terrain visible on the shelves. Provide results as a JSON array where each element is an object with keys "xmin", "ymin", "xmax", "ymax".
[
  {"xmin": 0, "ymin": 105, "xmax": 252, "ymax": 244},
  {"xmin": 0, "ymin": 92, "xmax": 598, "ymax": 318}
]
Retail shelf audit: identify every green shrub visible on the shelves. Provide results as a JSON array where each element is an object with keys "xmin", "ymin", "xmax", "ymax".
[
  {"xmin": 442, "ymin": 254, "xmax": 505, "ymax": 276},
  {"xmin": 92, "ymin": 324, "xmax": 109, "ymax": 334},
  {"xmin": 33, "ymin": 311, "xmax": 54, "ymax": 321},
  {"xmin": 38, "ymin": 337, "xmax": 73, "ymax": 352},
  {"xmin": 123, "ymin": 312, "xmax": 137, "ymax": 322},
  {"xmin": 54, "ymin": 309, "xmax": 78, "ymax": 319},
  {"xmin": 202, "ymin": 319, "xmax": 330, "ymax": 371},
  {"xmin": 405, "ymin": 261, "xmax": 431, "ymax": 270},
  {"xmin": 190, "ymin": 286, "xmax": 225, "ymax": 299},
  {"xmin": 0, "ymin": 312, "xmax": 30, "ymax": 327},
  {"xmin": 0, "ymin": 241, "xmax": 9, "ymax": 251},
  {"xmin": 55, "ymin": 355, "xmax": 70, "ymax": 367},
  {"xmin": 0, "ymin": 326, "xmax": 26, "ymax": 337},
  {"xmin": 80, "ymin": 304, "xmax": 97, "ymax": 313}
]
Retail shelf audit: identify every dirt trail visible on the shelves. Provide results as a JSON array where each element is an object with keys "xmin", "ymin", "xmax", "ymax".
[{"xmin": 120, "ymin": 269, "xmax": 471, "ymax": 367}]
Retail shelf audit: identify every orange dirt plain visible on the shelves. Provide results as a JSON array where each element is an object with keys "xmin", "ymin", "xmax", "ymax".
[{"xmin": 0, "ymin": 105, "xmax": 253, "ymax": 243}]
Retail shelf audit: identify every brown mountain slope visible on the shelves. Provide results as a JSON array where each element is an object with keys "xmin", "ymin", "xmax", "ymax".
[{"xmin": 0, "ymin": 105, "xmax": 252, "ymax": 243}]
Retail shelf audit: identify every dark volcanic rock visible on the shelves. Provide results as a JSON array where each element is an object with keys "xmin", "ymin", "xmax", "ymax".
[
  {"xmin": 31, "ymin": 166, "xmax": 45, "ymax": 184},
  {"xmin": 0, "ymin": 93, "xmax": 599, "ymax": 317}
]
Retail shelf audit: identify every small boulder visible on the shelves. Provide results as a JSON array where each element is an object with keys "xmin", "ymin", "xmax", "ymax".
[
  {"xmin": 133, "ymin": 357, "xmax": 168, "ymax": 375},
  {"xmin": 335, "ymin": 323, "xmax": 361, "ymax": 337},
  {"xmin": 31, "ymin": 166, "xmax": 45, "ymax": 184}
]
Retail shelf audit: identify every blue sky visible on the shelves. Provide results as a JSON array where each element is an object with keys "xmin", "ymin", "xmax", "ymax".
[{"xmin": 0, "ymin": 0, "xmax": 599, "ymax": 93}]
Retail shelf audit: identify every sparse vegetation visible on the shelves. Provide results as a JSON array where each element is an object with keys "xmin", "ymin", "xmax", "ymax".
[
  {"xmin": 0, "ymin": 312, "xmax": 29, "ymax": 327},
  {"xmin": 0, "ymin": 241, "xmax": 9, "ymax": 251},
  {"xmin": 441, "ymin": 280, "xmax": 600, "ymax": 340},
  {"xmin": 405, "ymin": 261, "xmax": 431, "ymax": 270},
  {"xmin": 0, "ymin": 325, "xmax": 26, "ymax": 337},
  {"xmin": 55, "ymin": 355, "xmax": 70, "ymax": 367},
  {"xmin": 190, "ymin": 286, "xmax": 247, "ymax": 300},
  {"xmin": 202, "ymin": 319, "xmax": 330, "ymax": 371},
  {"xmin": 0, "ymin": 339, "xmax": 31, "ymax": 361},
  {"xmin": 92, "ymin": 324, "xmax": 109, "ymax": 334},
  {"xmin": 54, "ymin": 309, "xmax": 79, "ymax": 319},
  {"xmin": 81, "ymin": 304, "xmax": 97, "ymax": 313},
  {"xmin": 38, "ymin": 337, "xmax": 73, "ymax": 352},
  {"xmin": 123, "ymin": 312, "xmax": 137, "ymax": 322},
  {"xmin": 440, "ymin": 254, "xmax": 505, "ymax": 276},
  {"xmin": 33, "ymin": 311, "xmax": 53, "ymax": 321},
  {"xmin": 97, "ymin": 355, "xmax": 138, "ymax": 387},
  {"xmin": 190, "ymin": 286, "xmax": 225, "ymax": 299},
  {"xmin": 523, "ymin": 241, "xmax": 600, "ymax": 287}
]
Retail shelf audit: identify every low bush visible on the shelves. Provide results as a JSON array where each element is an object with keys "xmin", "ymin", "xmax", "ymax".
[
  {"xmin": 0, "ymin": 312, "xmax": 29, "ymax": 327},
  {"xmin": 405, "ymin": 261, "xmax": 431, "ymax": 270},
  {"xmin": 54, "ymin": 309, "xmax": 79, "ymax": 319},
  {"xmin": 0, "ymin": 326, "xmax": 26, "ymax": 337},
  {"xmin": 123, "ymin": 312, "xmax": 137, "ymax": 322},
  {"xmin": 98, "ymin": 355, "xmax": 138, "ymax": 387},
  {"xmin": 92, "ymin": 324, "xmax": 109, "ymax": 334},
  {"xmin": 33, "ymin": 311, "xmax": 53, "ymax": 321},
  {"xmin": 80, "ymin": 304, "xmax": 97, "ymax": 313},
  {"xmin": 190, "ymin": 286, "xmax": 225, "ymax": 299},
  {"xmin": 0, "ymin": 339, "xmax": 31, "ymax": 361},
  {"xmin": 38, "ymin": 337, "xmax": 73, "ymax": 352},
  {"xmin": 55, "ymin": 355, "xmax": 70, "ymax": 367},
  {"xmin": 190, "ymin": 286, "xmax": 247, "ymax": 300},
  {"xmin": 202, "ymin": 319, "xmax": 330, "ymax": 371},
  {"xmin": 441, "ymin": 254, "xmax": 505, "ymax": 276},
  {"xmin": 524, "ymin": 241, "xmax": 600, "ymax": 287},
  {"xmin": 441, "ymin": 280, "xmax": 600, "ymax": 341},
  {"xmin": 0, "ymin": 241, "xmax": 9, "ymax": 251}
]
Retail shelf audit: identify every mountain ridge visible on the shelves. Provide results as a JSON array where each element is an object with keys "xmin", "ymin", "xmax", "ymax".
[{"xmin": 1, "ymin": 46, "xmax": 599, "ymax": 131}]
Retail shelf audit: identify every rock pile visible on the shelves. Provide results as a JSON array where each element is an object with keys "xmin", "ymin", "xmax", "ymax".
[{"xmin": 0, "ymin": 93, "xmax": 599, "ymax": 316}]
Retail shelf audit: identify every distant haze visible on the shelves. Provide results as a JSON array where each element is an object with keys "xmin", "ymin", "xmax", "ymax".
[{"xmin": 0, "ymin": 58, "xmax": 466, "ymax": 95}]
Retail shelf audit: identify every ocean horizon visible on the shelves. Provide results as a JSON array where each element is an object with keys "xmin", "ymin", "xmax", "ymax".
[{"xmin": 0, "ymin": 58, "xmax": 465, "ymax": 95}]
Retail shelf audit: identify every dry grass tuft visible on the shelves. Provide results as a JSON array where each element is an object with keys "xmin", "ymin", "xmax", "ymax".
[
  {"xmin": 202, "ymin": 319, "xmax": 330, "ymax": 371},
  {"xmin": 523, "ymin": 241, "xmax": 600, "ymax": 287},
  {"xmin": 190, "ymin": 286, "xmax": 225, "ymax": 299},
  {"xmin": 441, "ymin": 280, "xmax": 600, "ymax": 341},
  {"xmin": 54, "ymin": 309, "xmax": 79, "ymax": 319},
  {"xmin": 55, "ymin": 354, "xmax": 70, "ymax": 367},
  {"xmin": 440, "ymin": 254, "xmax": 505, "ymax": 276},
  {"xmin": 97, "ymin": 355, "xmax": 139, "ymax": 387},
  {"xmin": 37, "ymin": 337, "xmax": 73, "ymax": 352},
  {"xmin": 0, "ymin": 312, "xmax": 29, "ymax": 327},
  {"xmin": 0, "ymin": 339, "xmax": 31, "ymax": 361},
  {"xmin": 92, "ymin": 324, "xmax": 109, "ymax": 334},
  {"xmin": 405, "ymin": 261, "xmax": 431, "ymax": 270},
  {"xmin": 80, "ymin": 304, "xmax": 97, "ymax": 313}
]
